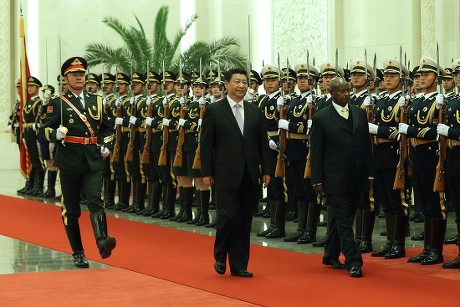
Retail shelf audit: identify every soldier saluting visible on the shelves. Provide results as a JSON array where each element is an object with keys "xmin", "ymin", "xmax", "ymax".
[{"xmin": 42, "ymin": 57, "xmax": 116, "ymax": 268}]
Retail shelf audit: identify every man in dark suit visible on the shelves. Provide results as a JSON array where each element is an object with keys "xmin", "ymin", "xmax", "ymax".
[
  {"xmin": 42, "ymin": 57, "xmax": 116, "ymax": 268},
  {"xmin": 310, "ymin": 77, "xmax": 374, "ymax": 278},
  {"xmin": 201, "ymin": 68, "xmax": 272, "ymax": 278}
]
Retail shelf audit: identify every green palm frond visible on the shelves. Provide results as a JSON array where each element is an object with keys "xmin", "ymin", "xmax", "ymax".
[
  {"xmin": 85, "ymin": 43, "xmax": 131, "ymax": 72},
  {"xmin": 152, "ymin": 5, "xmax": 171, "ymax": 69}
]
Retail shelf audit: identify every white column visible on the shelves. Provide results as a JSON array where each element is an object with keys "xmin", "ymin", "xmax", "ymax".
[{"xmin": 0, "ymin": 0, "xmax": 11, "ymax": 131}]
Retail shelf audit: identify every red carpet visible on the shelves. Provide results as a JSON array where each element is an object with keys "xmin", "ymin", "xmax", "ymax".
[{"xmin": 0, "ymin": 195, "xmax": 459, "ymax": 306}]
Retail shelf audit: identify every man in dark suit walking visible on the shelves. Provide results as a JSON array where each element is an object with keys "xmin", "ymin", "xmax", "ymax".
[
  {"xmin": 201, "ymin": 68, "xmax": 273, "ymax": 278},
  {"xmin": 310, "ymin": 77, "xmax": 374, "ymax": 278}
]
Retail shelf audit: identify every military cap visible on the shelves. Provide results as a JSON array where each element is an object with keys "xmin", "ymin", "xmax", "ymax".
[
  {"xmin": 28, "ymin": 76, "xmax": 42, "ymax": 87},
  {"xmin": 452, "ymin": 59, "xmax": 460, "ymax": 73},
  {"xmin": 61, "ymin": 56, "xmax": 87, "ymax": 76},
  {"xmin": 116, "ymin": 72, "xmax": 131, "ymax": 84},
  {"xmin": 443, "ymin": 68, "xmax": 453, "ymax": 80},
  {"xmin": 261, "ymin": 65, "xmax": 280, "ymax": 79},
  {"xmin": 190, "ymin": 71, "xmax": 200, "ymax": 83},
  {"xmin": 343, "ymin": 68, "xmax": 351, "ymax": 82},
  {"xmin": 102, "ymin": 73, "xmax": 115, "ymax": 83},
  {"xmin": 295, "ymin": 64, "xmax": 319, "ymax": 78},
  {"xmin": 419, "ymin": 57, "xmax": 444, "ymax": 75},
  {"xmin": 320, "ymin": 62, "xmax": 345, "ymax": 78},
  {"xmin": 317, "ymin": 73, "xmax": 323, "ymax": 83},
  {"xmin": 206, "ymin": 70, "xmax": 218, "ymax": 83},
  {"xmin": 250, "ymin": 70, "xmax": 262, "ymax": 85},
  {"xmin": 161, "ymin": 71, "xmax": 177, "ymax": 83},
  {"xmin": 57, "ymin": 75, "xmax": 67, "ymax": 85},
  {"xmin": 86, "ymin": 73, "xmax": 101, "ymax": 85},
  {"xmin": 375, "ymin": 69, "xmax": 384, "ymax": 81},
  {"xmin": 193, "ymin": 77, "xmax": 207, "ymax": 86},
  {"xmin": 383, "ymin": 58, "xmax": 409, "ymax": 76},
  {"xmin": 349, "ymin": 59, "xmax": 375, "ymax": 78},
  {"xmin": 147, "ymin": 70, "xmax": 160, "ymax": 83},
  {"xmin": 210, "ymin": 76, "xmax": 225, "ymax": 85},
  {"xmin": 175, "ymin": 72, "xmax": 191, "ymax": 84},
  {"xmin": 131, "ymin": 72, "xmax": 146, "ymax": 84},
  {"xmin": 281, "ymin": 67, "xmax": 297, "ymax": 81},
  {"xmin": 42, "ymin": 84, "xmax": 55, "ymax": 94}
]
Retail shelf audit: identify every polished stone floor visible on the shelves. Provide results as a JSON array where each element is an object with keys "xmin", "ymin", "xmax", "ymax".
[{"xmin": 1, "ymin": 169, "xmax": 457, "ymax": 275}]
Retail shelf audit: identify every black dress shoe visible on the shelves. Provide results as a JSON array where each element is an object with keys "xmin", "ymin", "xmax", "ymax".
[
  {"xmin": 371, "ymin": 244, "xmax": 392, "ymax": 257},
  {"xmin": 72, "ymin": 252, "xmax": 89, "ymax": 268},
  {"xmin": 97, "ymin": 236, "xmax": 117, "ymax": 259},
  {"xmin": 359, "ymin": 241, "xmax": 373, "ymax": 253},
  {"xmin": 385, "ymin": 245, "xmax": 406, "ymax": 259},
  {"xmin": 349, "ymin": 265, "xmax": 363, "ymax": 278},
  {"xmin": 318, "ymin": 220, "xmax": 327, "ymax": 227},
  {"xmin": 257, "ymin": 227, "xmax": 274, "ymax": 237},
  {"xmin": 205, "ymin": 222, "xmax": 217, "ymax": 228},
  {"xmin": 265, "ymin": 228, "xmax": 286, "ymax": 238},
  {"xmin": 231, "ymin": 269, "xmax": 253, "ymax": 278},
  {"xmin": 407, "ymin": 249, "xmax": 430, "ymax": 263},
  {"xmin": 420, "ymin": 250, "xmax": 443, "ymax": 265},
  {"xmin": 411, "ymin": 232, "xmax": 424, "ymax": 241},
  {"xmin": 322, "ymin": 258, "xmax": 344, "ymax": 269},
  {"xmin": 442, "ymin": 255, "xmax": 460, "ymax": 269},
  {"xmin": 444, "ymin": 235, "xmax": 458, "ymax": 245},
  {"xmin": 312, "ymin": 237, "xmax": 327, "ymax": 247},
  {"xmin": 214, "ymin": 261, "xmax": 226, "ymax": 274}
]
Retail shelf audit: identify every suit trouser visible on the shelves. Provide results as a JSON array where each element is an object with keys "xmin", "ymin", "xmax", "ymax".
[
  {"xmin": 324, "ymin": 190, "xmax": 363, "ymax": 269},
  {"xmin": 449, "ymin": 175, "xmax": 460, "ymax": 223},
  {"xmin": 214, "ymin": 166, "xmax": 257, "ymax": 272}
]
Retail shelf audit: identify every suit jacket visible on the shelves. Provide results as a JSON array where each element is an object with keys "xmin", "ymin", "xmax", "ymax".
[
  {"xmin": 310, "ymin": 102, "xmax": 374, "ymax": 195},
  {"xmin": 42, "ymin": 91, "xmax": 113, "ymax": 173},
  {"xmin": 200, "ymin": 97, "xmax": 273, "ymax": 190}
]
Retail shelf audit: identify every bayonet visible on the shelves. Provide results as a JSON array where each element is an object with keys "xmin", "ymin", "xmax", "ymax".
[
  {"xmin": 277, "ymin": 53, "xmax": 281, "ymax": 92},
  {"xmin": 287, "ymin": 58, "xmax": 291, "ymax": 96},
  {"xmin": 247, "ymin": 15, "xmax": 252, "ymax": 90},
  {"xmin": 335, "ymin": 48, "xmax": 339, "ymax": 77},
  {"xmin": 436, "ymin": 43, "xmax": 442, "ymax": 93},
  {"xmin": 373, "ymin": 53, "xmax": 379, "ymax": 96},
  {"xmin": 364, "ymin": 48, "xmax": 371, "ymax": 97},
  {"xmin": 399, "ymin": 46, "xmax": 405, "ymax": 98}
]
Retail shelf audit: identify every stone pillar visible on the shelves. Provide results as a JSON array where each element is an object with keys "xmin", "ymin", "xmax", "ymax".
[{"xmin": 0, "ymin": 0, "xmax": 11, "ymax": 131}]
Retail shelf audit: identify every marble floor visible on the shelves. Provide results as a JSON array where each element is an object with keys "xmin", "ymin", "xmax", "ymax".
[{"xmin": 1, "ymin": 169, "xmax": 456, "ymax": 275}]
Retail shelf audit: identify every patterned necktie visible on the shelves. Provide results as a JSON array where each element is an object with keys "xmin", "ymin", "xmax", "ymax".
[
  {"xmin": 234, "ymin": 103, "xmax": 244, "ymax": 133},
  {"xmin": 340, "ymin": 107, "xmax": 349, "ymax": 119}
]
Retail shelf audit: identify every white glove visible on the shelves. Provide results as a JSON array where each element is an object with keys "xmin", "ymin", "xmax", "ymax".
[
  {"xmin": 129, "ymin": 116, "xmax": 137, "ymax": 125},
  {"xmin": 44, "ymin": 91, "xmax": 51, "ymax": 100},
  {"xmin": 276, "ymin": 96, "xmax": 285, "ymax": 108},
  {"xmin": 115, "ymin": 117, "xmax": 123, "ymax": 126},
  {"xmin": 198, "ymin": 97, "xmax": 206, "ymax": 106},
  {"xmin": 398, "ymin": 123, "xmax": 409, "ymax": 135},
  {"xmin": 306, "ymin": 95, "xmax": 313, "ymax": 105},
  {"xmin": 14, "ymin": 123, "xmax": 19, "ymax": 128},
  {"xmin": 437, "ymin": 123, "xmax": 450, "ymax": 136},
  {"xmin": 368, "ymin": 123, "xmax": 378, "ymax": 135},
  {"xmin": 49, "ymin": 142, "xmax": 55, "ymax": 153},
  {"xmin": 198, "ymin": 119, "xmax": 202, "ymax": 127},
  {"xmin": 307, "ymin": 119, "xmax": 312, "ymax": 129},
  {"xmin": 162, "ymin": 97, "xmax": 168, "ymax": 107},
  {"xmin": 145, "ymin": 117, "xmax": 153, "ymax": 126},
  {"xmin": 162, "ymin": 118, "xmax": 171, "ymax": 127},
  {"xmin": 244, "ymin": 91, "xmax": 254, "ymax": 101},
  {"xmin": 179, "ymin": 97, "xmax": 186, "ymax": 105},
  {"xmin": 278, "ymin": 119, "xmax": 289, "ymax": 130},
  {"xmin": 7, "ymin": 124, "xmax": 13, "ymax": 132},
  {"xmin": 32, "ymin": 123, "xmax": 40, "ymax": 131},
  {"xmin": 397, "ymin": 96, "xmax": 406, "ymax": 107},
  {"xmin": 115, "ymin": 98, "xmax": 121, "ymax": 107},
  {"xmin": 130, "ymin": 97, "xmax": 135, "ymax": 105},
  {"xmin": 100, "ymin": 145, "xmax": 110, "ymax": 158},
  {"xmin": 363, "ymin": 96, "xmax": 374, "ymax": 107},
  {"xmin": 102, "ymin": 97, "xmax": 107, "ymax": 106},
  {"xmin": 56, "ymin": 126, "xmax": 68, "ymax": 141},
  {"xmin": 284, "ymin": 94, "xmax": 291, "ymax": 101},
  {"xmin": 435, "ymin": 94, "xmax": 445, "ymax": 110},
  {"xmin": 146, "ymin": 96, "xmax": 152, "ymax": 105},
  {"xmin": 268, "ymin": 139, "xmax": 278, "ymax": 151},
  {"xmin": 210, "ymin": 96, "xmax": 216, "ymax": 104},
  {"xmin": 178, "ymin": 118, "xmax": 186, "ymax": 127}
]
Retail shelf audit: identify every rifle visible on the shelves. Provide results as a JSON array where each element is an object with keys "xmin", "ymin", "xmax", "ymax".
[
  {"xmin": 125, "ymin": 100, "xmax": 137, "ymax": 162},
  {"xmin": 173, "ymin": 58, "xmax": 185, "ymax": 167},
  {"xmin": 158, "ymin": 60, "xmax": 169, "ymax": 166},
  {"xmin": 112, "ymin": 104, "xmax": 122, "ymax": 162},
  {"xmin": 393, "ymin": 46, "xmax": 408, "ymax": 190},
  {"xmin": 275, "ymin": 57, "xmax": 288, "ymax": 178},
  {"xmin": 434, "ymin": 43, "xmax": 446, "ymax": 192},
  {"xmin": 304, "ymin": 51, "xmax": 315, "ymax": 178},
  {"xmin": 364, "ymin": 49, "xmax": 375, "ymax": 153},
  {"xmin": 142, "ymin": 61, "xmax": 152, "ymax": 164},
  {"xmin": 192, "ymin": 104, "xmax": 205, "ymax": 170}
]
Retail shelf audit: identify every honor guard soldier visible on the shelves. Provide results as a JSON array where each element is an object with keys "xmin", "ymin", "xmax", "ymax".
[
  {"xmin": 281, "ymin": 63, "xmax": 320, "ymax": 242},
  {"xmin": 86, "ymin": 73, "xmax": 100, "ymax": 94},
  {"xmin": 42, "ymin": 56, "xmax": 116, "ymax": 268},
  {"xmin": 281, "ymin": 67, "xmax": 297, "ymax": 98},
  {"xmin": 113, "ymin": 72, "xmax": 132, "ymax": 211},
  {"xmin": 255, "ymin": 65, "xmax": 288, "ymax": 234},
  {"xmin": 316, "ymin": 62, "xmax": 344, "ymax": 111},
  {"xmin": 441, "ymin": 59, "xmax": 460, "ymax": 268},
  {"xmin": 20, "ymin": 76, "xmax": 45, "ymax": 196},
  {"xmin": 125, "ymin": 72, "xmax": 148, "ymax": 214},
  {"xmin": 141, "ymin": 70, "xmax": 163, "ymax": 216},
  {"xmin": 367, "ymin": 58, "xmax": 409, "ymax": 259},
  {"xmin": 8, "ymin": 80, "xmax": 21, "ymax": 149},
  {"xmin": 154, "ymin": 71, "xmax": 179, "ymax": 220},
  {"xmin": 349, "ymin": 59, "xmax": 375, "ymax": 107},
  {"xmin": 399, "ymin": 57, "xmax": 446, "ymax": 265},
  {"xmin": 100, "ymin": 73, "xmax": 117, "ymax": 209},
  {"xmin": 58, "ymin": 74, "xmax": 69, "ymax": 94},
  {"xmin": 210, "ymin": 74, "xmax": 225, "ymax": 103},
  {"xmin": 244, "ymin": 70, "xmax": 262, "ymax": 104}
]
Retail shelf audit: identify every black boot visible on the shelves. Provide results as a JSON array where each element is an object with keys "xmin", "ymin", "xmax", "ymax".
[
  {"xmin": 284, "ymin": 201, "xmax": 307, "ymax": 242},
  {"xmin": 298, "ymin": 201, "xmax": 320, "ymax": 244},
  {"xmin": 385, "ymin": 214, "xmax": 408, "ymax": 259},
  {"xmin": 160, "ymin": 185, "xmax": 176, "ymax": 219},
  {"xmin": 134, "ymin": 182, "xmax": 147, "ymax": 214},
  {"xmin": 104, "ymin": 179, "xmax": 116, "ymax": 209},
  {"xmin": 41, "ymin": 170, "xmax": 57, "ymax": 198},
  {"xmin": 196, "ymin": 190, "xmax": 210, "ymax": 226},
  {"xmin": 443, "ymin": 223, "xmax": 460, "ymax": 269},
  {"xmin": 354, "ymin": 209, "xmax": 363, "ymax": 246},
  {"xmin": 209, "ymin": 187, "xmax": 217, "ymax": 210},
  {"xmin": 127, "ymin": 182, "xmax": 139, "ymax": 213},
  {"xmin": 359, "ymin": 209, "xmax": 375, "ymax": 253},
  {"xmin": 152, "ymin": 184, "xmax": 169, "ymax": 218},
  {"xmin": 17, "ymin": 179, "xmax": 32, "ymax": 195},
  {"xmin": 266, "ymin": 201, "xmax": 287, "ymax": 238},
  {"xmin": 372, "ymin": 213, "xmax": 394, "ymax": 257},
  {"xmin": 114, "ymin": 181, "xmax": 130, "ymax": 211},
  {"xmin": 23, "ymin": 168, "xmax": 36, "ymax": 195},
  {"xmin": 178, "ymin": 187, "xmax": 193, "ymax": 222},
  {"xmin": 254, "ymin": 203, "xmax": 270, "ymax": 217},
  {"xmin": 408, "ymin": 218, "xmax": 432, "ymax": 263},
  {"xmin": 257, "ymin": 200, "xmax": 276, "ymax": 237},
  {"xmin": 189, "ymin": 190, "xmax": 202, "ymax": 224},
  {"xmin": 444, "ymin": 235, "xmax": 458, "ymax": 244},
  {"xmin": 421, "ymin": 217, "xmax": 446, "ymax": 265},
  {"xmin": 90, "ymin": 211, "xmax": 116, "ymax": 259},
  {"xmin": 146, "ymin": 182, "xmax": 161, "ymax": 216},
  {"xmin": 170, "ymin": 187, "xmax": 184, "ymax": 221},
  {"xmin": 64, "ymin": 222, "xmax": 89, "ymax": 268},
  {"xmin": 29, "ymin": 167, "xmax": 44, "ymax": 196}
]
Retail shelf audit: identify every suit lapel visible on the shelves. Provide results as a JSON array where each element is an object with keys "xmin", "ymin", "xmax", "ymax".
[
  {"xmin": 350, "ymin": 105, "xmax": 360, "ymax": 133},
  {"xmin": 327, "ymin": 103, "xmax": 350, "ymax": 132},
  {"xmin": 220, "ymin": 98, "xmax": 243, "ymax": 136}
]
